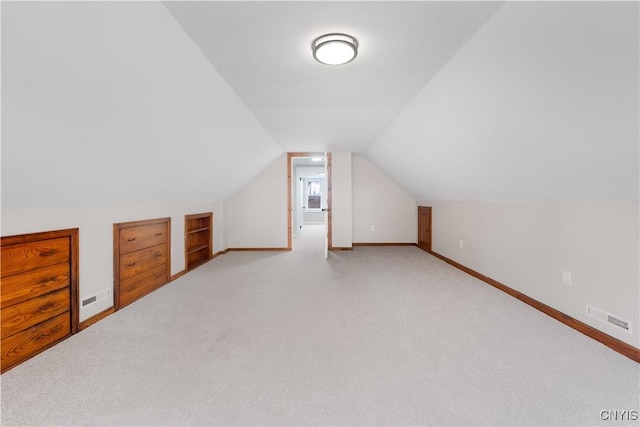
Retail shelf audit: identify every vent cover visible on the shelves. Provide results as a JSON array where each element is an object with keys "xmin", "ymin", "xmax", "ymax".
[
  {"xmin": 82, "ymin": 289, "xmax": 111, "ymax": 307},
  {"xmin": 586, "ymin": 304, "xmax": 631, "ymax": 333},
  {"xmin": 82, "ymin": 296, "xmax": 96, "ymax": 307}
]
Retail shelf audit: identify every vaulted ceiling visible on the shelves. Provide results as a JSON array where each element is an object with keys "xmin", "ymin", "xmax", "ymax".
[
  {"xmin": 2, "ymin": 1, "xmax": 638, "ymax": 208},
  {"xmin": 368, "ymin": 1, "xmax": 639, "ymax": 203},
  {"xmin": 164, "ymin": 0, "xmax": 638, "ymax": 203},
  {"xmin": 164, "ymin": 1, "xmax": 504, "ymax": 153}
]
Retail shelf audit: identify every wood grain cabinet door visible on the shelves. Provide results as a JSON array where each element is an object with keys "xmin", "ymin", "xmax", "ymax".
[
  {"xmin": 114, "ymin": 218, "xmax": 170, "ymax": 310},
  {"xmin": 418, "ymin": 207, "xmax": 432, "ymax": 252},
  {"xmin": 0, "ymin": 228, "xmax": 79, "ymax": 373}
]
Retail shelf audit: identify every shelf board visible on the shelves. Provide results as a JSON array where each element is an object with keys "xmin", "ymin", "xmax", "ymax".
[
  {"xmin": 187, "ymin": 257, "xmax": 210, "ymax": 270},
  {"xmin": 187, "ymin": 244, "xmax": 209, "ymax": 255},
  {"xmin": 186, "ymin": 227, "xmax": 209, "ymax": 234},
  {"xmin": 187, "ymin": 214, "xmax": 210, "ymax": 220}
]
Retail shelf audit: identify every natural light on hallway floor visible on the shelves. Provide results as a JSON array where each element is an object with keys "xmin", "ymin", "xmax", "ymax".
[{"xmin": 292, "ymin": 224, "xmax": 325, "ymax": 255}]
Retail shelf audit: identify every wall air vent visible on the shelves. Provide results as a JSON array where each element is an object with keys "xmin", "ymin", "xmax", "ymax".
[
  {"xmin": 586, "ymin": 304, "xmax": 631, "ymax": 333},
  {"xmin": 82, "ymin": 296, "xmax": 96, "ymax": 307},
  {"xmin": 82, "ymin": 288, "xmax": 112, "ymax": 307},
  {"xmin": 607, "ymin": 315, "xmax": 630, "ymax": 331}
]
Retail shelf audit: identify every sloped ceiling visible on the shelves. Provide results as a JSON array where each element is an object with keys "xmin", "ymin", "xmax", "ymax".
[
  {"xmin": 164, "ymin": 1, "xmax": 504, "ymax": 153},
  {"xmin": 366, "ymin": 1, "xmax": 639, "ymax": 203},
  {"xmin": 1, "ymin": 1, "xmax": 282, "ymax": 208},
  {"xmin": 2, "ymin": 1, "xmax": 638, "ymax": 208},
  {"xmin": 165, "ymin": 0, "xmax": 638, "ymax": 203}
]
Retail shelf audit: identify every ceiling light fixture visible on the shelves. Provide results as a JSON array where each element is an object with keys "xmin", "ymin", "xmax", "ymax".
[
  {"xmin": 312, "ymin": 33, "xmax": 358, "ymax": 66},
  {"xmin": 310, "ymin": 157, "xmax": 323, "ymax": 162}
]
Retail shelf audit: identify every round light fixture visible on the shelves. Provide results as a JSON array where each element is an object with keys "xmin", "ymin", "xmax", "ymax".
[{"xmin": 312, "ymin": 33, "xmax": 358, "ymax": 66}]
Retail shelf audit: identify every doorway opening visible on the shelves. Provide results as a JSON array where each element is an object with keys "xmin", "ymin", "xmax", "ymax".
[{"xmin": 287, "ymin": 152, "xmax": 332, "ymax": 255}]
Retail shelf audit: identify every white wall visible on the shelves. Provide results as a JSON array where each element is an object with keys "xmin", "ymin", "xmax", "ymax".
[
  {"xmin": 352, "ymin": 155, "xmax": 416, "ymax": 243},
  {"xmin": 225, "ymin": 153, "xmax": 354, "ymax": 248},
  {"xmin": 1, "ymin": 202, "xmax": 226, "ymax": 321},
  {"xmin": 425, "ymin": 201, "xmax": 639, "ymax": 348},
  {"xmin": 331, "ymin": 152, "xmax": 353, "ymax": 248},
  {"xmin": 225, "ymin": 153, "xmax": 355, "ymax": 249},
  {"xmin": 366, "ymin": 2, "xmax": 639, "ymax": 349},
  {"xmin": 1, "ymin": 2, "xmax": 282, "ymax": 321},
  {"xmin": 226, "ymin": 154, "xmax": 288, "ymax": 248},
  {"xmin": 304, "ymin": 212, "xmax": 324, "ymax": 224}
]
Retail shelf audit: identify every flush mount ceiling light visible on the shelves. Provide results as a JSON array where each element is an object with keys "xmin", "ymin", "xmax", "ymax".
[
  {"xmin": 312, "ymin": 33, "xmax": 358, "ymax": 66},
  {"xmin": 310, "ymin": 157, "xmax": 323, "ymax": 162}
]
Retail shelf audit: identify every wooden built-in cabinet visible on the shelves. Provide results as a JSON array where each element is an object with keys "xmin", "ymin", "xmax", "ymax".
[
  {"xmin": 1, "ymin": 228, "xmax": 79, "ymax": 373},
  {"xmin": 185, "ymin": 212, "xmax": 212, "ymax": 271},
  {"xmin": 114, "ymin": 218, "xmax": 170, "ymax": 309}
]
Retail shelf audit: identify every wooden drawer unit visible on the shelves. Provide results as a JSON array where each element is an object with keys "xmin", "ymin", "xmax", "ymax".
[
  {"xmin": 1, "ymin": 238, "xmax": 70, "ymax": 277},
  {"xmin": 119, "ymin": 265, "xmax": 167, "ymax": 308},
  {"xmin": 114, "ymin": 218, "xmax": 170, "ymax": 310},
  {"xmin": 2, "ymin": 314, "xmax": 71, "ymax": 371},
  {"xmin": 1, "ymin": 228, "xmax": 79, "ymax": 373},
  {"xmin": 119, "ymin": 222, "xmax": 167, "ymax": 254},
  {"xmin": 119, "ymin": 244, "xmax": 167, "ymax": 280},
  {"xmin": 2, "ymin": 288, "xmax": 71, "ymax": 338}
]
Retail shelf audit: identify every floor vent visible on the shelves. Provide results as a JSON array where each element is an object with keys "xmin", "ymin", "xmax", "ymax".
[{"xmin": 586, "ymin": 304, "xmax": 631, "ymax": 333}]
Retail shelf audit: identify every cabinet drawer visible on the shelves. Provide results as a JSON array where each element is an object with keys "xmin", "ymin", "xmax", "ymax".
[
  {"xmin": 1, "ymin": 312, "xmax": 70, "ymax": 373},
  {"xmin": 119, "ymin": 264, "xmax": 167, "ymax": 308},
  {"xmin": 119, "ymin": 223, "xmax": 167, "ymax": 254},
  {"xmin": 2, "ymin": 288, "xmax": 70, "ymax": 338},
  {"xmin": 119, "ymin": 244, "xmax": 167, "ymax": 280},
  {"xmin": 1, "ymin": 238, "xmax": 69, "ymax": 277},
  {"xmin": 1, "ymin": 263, "xmax": 70, "ymax": 309}
]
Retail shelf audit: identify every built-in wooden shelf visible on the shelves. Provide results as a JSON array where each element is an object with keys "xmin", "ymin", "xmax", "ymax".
[
  {"xmin": 187, "ymin": 227, "xmax": 209, "ymax": 234},
  {"xmin": 185, "ymin": 212, "xmax": 212, "ymax": 271},
  {"xmin": 187, "ymin": 244, "xmax": 209, "ymax": 254}
]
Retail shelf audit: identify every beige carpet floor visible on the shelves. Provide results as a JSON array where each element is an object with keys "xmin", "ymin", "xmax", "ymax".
[{"xmin": 1, "ymin": 226, "xmax": 638, "ymax": 426}]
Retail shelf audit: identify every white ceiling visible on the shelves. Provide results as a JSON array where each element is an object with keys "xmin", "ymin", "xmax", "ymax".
[
  {"xmin": 3, "ymin": 1, "xmax": 635, "ymax": 207},
  {"xmin": 367, "ymin": 1, "xmax": 639, "ymax": 202},
  {"xmin": 164, "ymin": 1, "xmax": 504, "ymax": 153}
]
